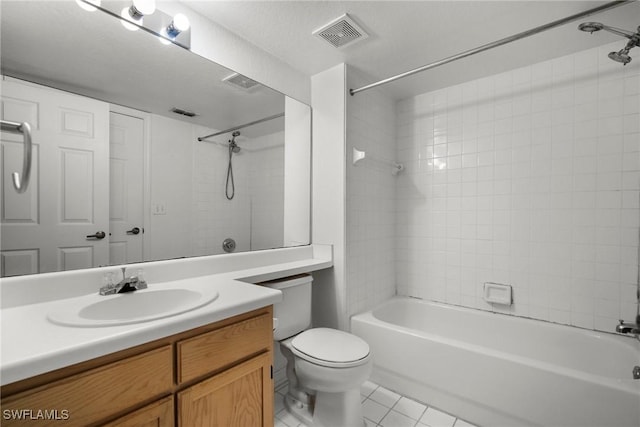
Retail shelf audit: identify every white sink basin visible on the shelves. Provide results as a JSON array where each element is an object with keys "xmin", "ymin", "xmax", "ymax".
[{"xmin": 48, "ymin": 288, "xmax": 219, "ymax": 327}]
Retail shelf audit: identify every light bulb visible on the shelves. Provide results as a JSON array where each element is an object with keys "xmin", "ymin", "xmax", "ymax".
[
  {"xmin": 173, "ymin": 14, "xmax": 190, "ymax": 32},
  {"xmin": 165, "ymin": 13, "xmax": 190, "ymax": 39},
  {"xmin": 131, "ymin": 0, "xmax": 156, "ymax": 17},
  {"xmin": 120, "ymin": 6, "xmax": 140, "ymax": 31},
  {"xmin": 75, "ymin": 0, "xmax": 101, "ymax": 12}
]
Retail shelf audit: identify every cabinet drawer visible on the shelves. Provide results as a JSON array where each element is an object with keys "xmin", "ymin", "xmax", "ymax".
[
  {"xmin": 1, "ymin": 346, "xmax": 172, "ymax": 427},
  {"xmin": 177, "ymin": 313, "xmax": 272, "ymax": 384}
]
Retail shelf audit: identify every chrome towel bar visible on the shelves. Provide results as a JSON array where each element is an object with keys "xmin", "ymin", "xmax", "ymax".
[{"xmin": 1, "ymin": 119, "xmax": 33, "ymax": 193}]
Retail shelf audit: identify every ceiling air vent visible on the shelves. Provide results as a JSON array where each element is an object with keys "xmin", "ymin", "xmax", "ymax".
[
  {"xmin": 222, "ymin": 73, "xmax": 261, "ymax": 92},
  {"xmin": 171, "ymin": 107, "xmax": 197, "ymax": 117},
  {"xmin": 313, "ymin": 13, "xmax": 369, "ymax": 49}
]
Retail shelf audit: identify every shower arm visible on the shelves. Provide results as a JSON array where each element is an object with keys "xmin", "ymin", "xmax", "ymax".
[{"xmin": 597, "ymin": 24, "xmax": 639, "ymax": 40}]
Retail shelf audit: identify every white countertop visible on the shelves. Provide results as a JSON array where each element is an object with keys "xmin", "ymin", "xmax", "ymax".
[{"xmin": 0, "ymin": 245, "xmax": 332, "ymax": 386}]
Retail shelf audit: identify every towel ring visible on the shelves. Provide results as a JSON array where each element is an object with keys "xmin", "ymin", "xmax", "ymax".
[{"xmin": 1, "ymin": 120, "xmax": 33, "ymax": 193}]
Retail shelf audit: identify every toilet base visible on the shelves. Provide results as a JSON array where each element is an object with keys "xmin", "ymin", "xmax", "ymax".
[
  {"xmin": 284, "ymin": 389, "xmax": 365, "ymax": 427},
  {"xmin": 284, "ymin": 393, "xmax": 313, "ymax": 426}
]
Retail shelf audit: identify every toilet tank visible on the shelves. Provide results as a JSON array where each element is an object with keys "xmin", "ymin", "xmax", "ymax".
[{"xmin": 260, "ymin": 274, "xmax": 312, "ymax": 340}]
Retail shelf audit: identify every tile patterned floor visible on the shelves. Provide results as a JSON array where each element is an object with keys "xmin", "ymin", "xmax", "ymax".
[{"xmin": 274, "ymin": 380, "xmax": 478, "ymax": 427}]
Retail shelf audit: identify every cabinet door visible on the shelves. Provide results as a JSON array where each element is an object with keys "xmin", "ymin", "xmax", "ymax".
[
  {"xmin": 178, "ymin": 352, "xmax": 273, "ymax": 427},
  {"xmin": 102, "ymin": 396, "xmax": 173, "ymax": 427}
]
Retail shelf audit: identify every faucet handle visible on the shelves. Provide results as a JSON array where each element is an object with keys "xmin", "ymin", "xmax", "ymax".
[
  {"xmin": 136, "ymin": 269, "xmax": 148, "ymax": 289},
  {"xmin": 99, "ymin": 272, "xmax": 117, "ymax": 295},
  {"xmin": 102, "ymin": 272, "xmax": 115, "ymax": 287}
]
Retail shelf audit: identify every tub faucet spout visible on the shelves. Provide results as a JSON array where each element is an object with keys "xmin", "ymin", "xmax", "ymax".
[{"xmin": 615, "ymin": 320, "xmax": 640, "ymax": 335}]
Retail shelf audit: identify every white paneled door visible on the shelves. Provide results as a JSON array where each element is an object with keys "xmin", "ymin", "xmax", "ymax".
[
  {"xmin": 109, "ymin": 111, "xmax": 144, "ymax": 265},
  {"xmin": 1, "ymin": 78, "xmax": 109, "ymax": 276}
]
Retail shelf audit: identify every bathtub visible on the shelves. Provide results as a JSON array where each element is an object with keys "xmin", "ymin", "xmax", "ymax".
[{"xmin": 351, "ymin": 297, "xmax": 640, "ymax": 427}]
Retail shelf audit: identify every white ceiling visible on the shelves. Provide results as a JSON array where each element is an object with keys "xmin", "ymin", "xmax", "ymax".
[{"xmin": 184, "ymin": 0, "xmax": 640, "ymax": 99}]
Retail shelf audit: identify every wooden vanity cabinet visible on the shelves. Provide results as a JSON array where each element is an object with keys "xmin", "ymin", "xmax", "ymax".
[
  {"xmin": 103, "ymin": 397, "xmax": 174, "ymax": 427},
  {"xmin": 0, "ymin": 306, "xmax": 274, "ymax": 427}
]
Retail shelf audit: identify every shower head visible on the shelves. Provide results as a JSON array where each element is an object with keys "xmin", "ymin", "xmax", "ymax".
[
  {"xmin": 230, "ymin": 131, "xmax": 241, "ymax": 143},
  {"xmin": 578, "ymin": 22, "xmax": 638, "ymax": 38},
  {"xmin": 578, "ymin": 22, "xmax": 640, "ymax": 65},
  {"xmin": 578, "ymin": 22, "xmax": 604, "ymax": 33},
  {"xmin": 609, "ymin": 38, "xmax": 637, "ymax": 65},
  {"xmin": 608, "ymin": 48, "xmax": 632, "ymax": 65},
  {"xmin": 229, "ymin": 131, "xmax": 241, "ymax": 153}
]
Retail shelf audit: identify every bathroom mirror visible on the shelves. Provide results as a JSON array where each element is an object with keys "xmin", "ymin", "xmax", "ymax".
[{"xmin": 0, "ymin": 1, "xmax": 311, "ymax": 276}]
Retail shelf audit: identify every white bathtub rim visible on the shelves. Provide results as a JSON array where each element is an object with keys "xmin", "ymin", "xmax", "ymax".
[
  {"xmin": 352, "ymin": 297, "xmax": 640, "ymax": 394},
  {"xmin": 357, "ymin": 296, "xmax": 640, "ymax": 350},
  {"xmin": 362, "ymin": 296, "xmax": 638, "ymax": 342}
]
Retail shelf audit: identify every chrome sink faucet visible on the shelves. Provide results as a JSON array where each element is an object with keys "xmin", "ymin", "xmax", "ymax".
[{"xmin": 100, "ymin": 267, "xmax": 147, "ymax": 295}]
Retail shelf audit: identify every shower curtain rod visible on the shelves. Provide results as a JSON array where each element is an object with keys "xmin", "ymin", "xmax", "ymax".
[
  {"xmin": 197, "ymin": 112, "xmax": 285, "ymax": 142},
  {"xmin": 349, "ymin": 0, "xmax": 634, "ymax": 96}
]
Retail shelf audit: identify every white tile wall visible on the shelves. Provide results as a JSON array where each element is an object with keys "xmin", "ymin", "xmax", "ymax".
[
  {"xmin": 192, "ymin": 128, "xmax": 251, "ymax": 256},
  {"xmin": 395, "ymin": 41, "xmax": 640, "ymax": 332},
  {"xmin": 347, "ymin": 68, "xmax": 397, "ymax": 317},
  {"xmin": 192, "ymin": 128, "xmax": 285, "ymax": 256}
]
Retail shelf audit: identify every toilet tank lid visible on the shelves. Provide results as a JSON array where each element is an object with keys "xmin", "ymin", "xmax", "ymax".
[
  {"xmin": 259, "ymin": 273, "xmax": 313, "ymax": 290},
  {"xmin": 291, "ymin": 328, "xmax": 370, "ymax": 363}
]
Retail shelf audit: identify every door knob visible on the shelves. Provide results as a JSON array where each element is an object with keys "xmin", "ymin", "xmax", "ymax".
[
  {"xmin": 126, "ymin": 227, "xmax": 141, "ymax": 235},
  {"xmin": 86, "ymin": 231, "xmax": 106, "ymax": 240}
]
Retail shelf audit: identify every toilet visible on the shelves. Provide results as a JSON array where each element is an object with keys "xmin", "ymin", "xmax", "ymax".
[{"xmin": 263, "ymin": 274, "xmax": 372, "ymax": 427}]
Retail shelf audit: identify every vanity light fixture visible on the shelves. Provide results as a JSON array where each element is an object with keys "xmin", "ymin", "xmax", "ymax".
[
  {"xmin": 159, "ymin": 13, "xmax": 190, "ymax": 45},
  {"xmin": 78, "ymin": 0, "xmax": 191, "ymax": 49},
  {"xmin": 120, "ymin": 0, "xmax": 156, "ymax": 31},
  {"xmin": 75, "ymin": 0, "xmax": 101, "ymax": 12}
]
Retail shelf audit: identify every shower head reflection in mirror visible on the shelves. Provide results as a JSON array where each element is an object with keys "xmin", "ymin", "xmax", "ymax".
[{"xmin": 226, "ymin": 131, "xmax": 241, "ymax": 200}]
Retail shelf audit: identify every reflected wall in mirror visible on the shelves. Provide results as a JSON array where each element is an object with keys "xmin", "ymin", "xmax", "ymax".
[{"xmin": 0, "ymin": 1, "xmax": 311, "ymax": 277}]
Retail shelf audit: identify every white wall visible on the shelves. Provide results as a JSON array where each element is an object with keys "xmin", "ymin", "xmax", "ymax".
[
  {"xmin": 160, "ymin": 1, "xmax": 309, "ymax": 104},
  {"xmin": 311, "ymin": 64, "xmax": 348, "ymax": 330},
  {"xmin": 191, "ymin": 125, "xmax": 251, "ymax": 256},
  {"xmin": 346, "ymin": 66, "xmax": 397, "ymax": 317},
  {"xmin": 147, "ymin": 115, "xmax": 193, "ymax": 261},
  {"xmin": 249, "ymin": 132, "xmax": 285, "ymax": 251},
  {"xmin": 395, "ymin": 41, "xmax": 639, "ymax": 332},
  {"xmin": 310, "ymin": 64, "xmax": 398, "ymax": 327},
  {"xmin": 284, "ymin": 97, "xmax": 311, "ymax": 247}
]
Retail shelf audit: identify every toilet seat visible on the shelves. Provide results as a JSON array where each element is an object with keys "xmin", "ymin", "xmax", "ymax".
[{"xmin": 289, "ymin": 328, "xmax": 370, "ymax": 368}]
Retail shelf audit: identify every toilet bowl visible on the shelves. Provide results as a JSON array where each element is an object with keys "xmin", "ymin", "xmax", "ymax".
[{"xmin": 261, "ymin": 275, "xmax": 372, "ymax": 427}]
